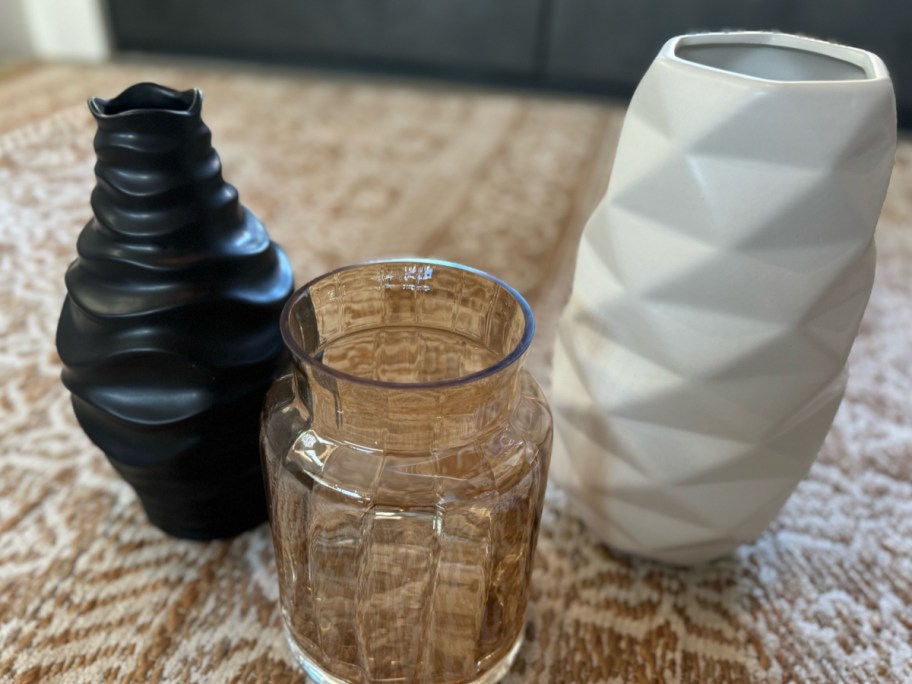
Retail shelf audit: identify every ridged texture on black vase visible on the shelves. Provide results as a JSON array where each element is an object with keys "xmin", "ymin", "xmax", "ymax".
[{"xmin": 56, "ymin": 83, "xmax": 294, "ymax": 539}]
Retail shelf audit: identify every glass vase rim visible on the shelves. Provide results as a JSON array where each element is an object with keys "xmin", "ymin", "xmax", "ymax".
[{"xmin": 280, "ymin": 258, "xmax": 536, "ymax": 391}]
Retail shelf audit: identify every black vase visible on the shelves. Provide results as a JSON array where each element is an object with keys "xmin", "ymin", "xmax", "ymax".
[{"xmin": 56, "ymin": 83, "xmax": 294, "ymax": 539}]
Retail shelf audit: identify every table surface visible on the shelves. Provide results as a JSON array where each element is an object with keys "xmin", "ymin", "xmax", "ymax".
[{"xmin": 1, "ymin": 62, "xmax": 910, "ymax": 684}]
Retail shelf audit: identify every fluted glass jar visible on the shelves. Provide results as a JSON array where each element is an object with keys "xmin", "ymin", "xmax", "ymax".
[{"xmin": 261, "ymin": 260, "xmax": 552, "ymax": 684}]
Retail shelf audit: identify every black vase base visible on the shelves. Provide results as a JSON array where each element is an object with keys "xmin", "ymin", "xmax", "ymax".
[{"xmin": 114, "ymin": 461, "xmax": 269, "ymax": 540}]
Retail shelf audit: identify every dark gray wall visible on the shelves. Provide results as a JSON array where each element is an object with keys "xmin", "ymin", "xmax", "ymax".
[
  {"xmin": 106, "ymin": 0, "xmax": 546, "ymax": 76},
  {"xmin": 106, "ymin": 0, "xmax": 912, "ymax": 125}
]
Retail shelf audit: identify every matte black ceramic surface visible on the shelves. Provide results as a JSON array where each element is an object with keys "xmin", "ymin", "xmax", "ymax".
[{"xmin": 56, "ymin": 83, "xmax": 294, "ymax": 539}]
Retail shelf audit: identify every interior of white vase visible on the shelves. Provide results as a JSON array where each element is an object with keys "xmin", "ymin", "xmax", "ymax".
[{"xmin": 676, "ymin": 42, "xmax": 870, "ymax": 81}]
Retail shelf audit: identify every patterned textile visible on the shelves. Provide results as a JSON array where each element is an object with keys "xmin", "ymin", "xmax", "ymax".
[{"xmin": 0, "ymin": 63, "xmax": 910, "ymax": 683}]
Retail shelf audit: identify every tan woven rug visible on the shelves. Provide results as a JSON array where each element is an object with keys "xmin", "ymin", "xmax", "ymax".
[{"xmin": 1, "ymin": 62, "xmax": 910, "ymax": 683}]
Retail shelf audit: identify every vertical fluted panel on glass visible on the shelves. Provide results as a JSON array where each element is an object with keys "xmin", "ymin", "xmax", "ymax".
[{"xmin": 261, "ymin": 260, "xmax": 552, "ymax": 684}]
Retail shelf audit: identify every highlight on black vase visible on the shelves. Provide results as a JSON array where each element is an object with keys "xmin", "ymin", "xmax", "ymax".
[{"xmin": 56, "ymin": 82, "xmax": 294, "ymax": 539}]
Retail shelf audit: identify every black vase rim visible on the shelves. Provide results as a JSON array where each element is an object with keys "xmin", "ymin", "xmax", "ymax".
[{"xmin": 88, "ymin": 82, "xmax": 202, "ymax": 119}]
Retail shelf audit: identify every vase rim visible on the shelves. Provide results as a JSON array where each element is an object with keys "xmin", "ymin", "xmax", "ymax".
[
  {"xmin": 88, "ymin": 82, "xmax": 203, "ymax": 119},
  {"xmin": 666, "ymin": 31, "xmax": 889, "ymax": 85},
  {"xmin": 280, "ymin": 258, "xmax": 536, "ymax": 390}
]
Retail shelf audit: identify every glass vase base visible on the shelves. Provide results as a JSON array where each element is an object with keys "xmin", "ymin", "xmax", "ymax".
[{"xmin": 284, "ymin": 625, "xmax": 524, "ymax": 684}]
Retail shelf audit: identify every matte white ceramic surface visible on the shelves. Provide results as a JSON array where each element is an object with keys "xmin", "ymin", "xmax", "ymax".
[{"xmin": 551, "ymin": 32, "xmax": 896, "ymax": 565}]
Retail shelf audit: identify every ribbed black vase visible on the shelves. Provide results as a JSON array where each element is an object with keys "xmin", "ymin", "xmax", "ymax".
[{"xmin": 56, "ymin": 83, "xmax": 294, "ymax": 539}]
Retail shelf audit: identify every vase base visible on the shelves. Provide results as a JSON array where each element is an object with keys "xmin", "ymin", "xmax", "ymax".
[
  {"xmin": 120, "ymin": 462, "xmax": 269, "ymax": 540},
  {"xmin": 140, "ymin": 499, "xmax": 267, "ymax": 540},
  {"xmin": 284, "ymin": 625, "xmax": 524, "ymax": 684}
]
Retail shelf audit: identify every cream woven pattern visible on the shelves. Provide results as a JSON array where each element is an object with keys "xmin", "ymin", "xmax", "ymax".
[{"xmin": 0, "ymin": 63, "xmax": 910, "ymax": 683}]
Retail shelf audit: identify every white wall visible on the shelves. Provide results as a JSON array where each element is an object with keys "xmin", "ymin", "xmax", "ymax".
[
  {"xmin": 0, "ymin": 0, "xmax": 33, "ymax": 57},
  {"xmin": 0, "ymin": 0, "xmax": 109, "ymax": 61}
]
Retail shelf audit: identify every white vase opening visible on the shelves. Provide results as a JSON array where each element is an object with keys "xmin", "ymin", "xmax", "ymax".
[{"xmin": 674, "ymin": 33, "xmax": 881, "ymax": 83}]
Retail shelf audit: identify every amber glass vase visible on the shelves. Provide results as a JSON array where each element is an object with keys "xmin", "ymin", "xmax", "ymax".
[{"xmin": 261, "ymin": 260, "xmax": 552, "ymax": 684}]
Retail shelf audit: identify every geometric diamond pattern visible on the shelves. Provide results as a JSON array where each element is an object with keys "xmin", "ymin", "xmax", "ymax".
[{"xmin": 550, "ymin": 33, "xmax": 896, "ymax": 564}]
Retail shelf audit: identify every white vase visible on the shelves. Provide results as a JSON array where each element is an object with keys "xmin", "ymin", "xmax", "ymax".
[{"xmin": 551, "ymin": 32, "xmax": 896, "ymax": 565}]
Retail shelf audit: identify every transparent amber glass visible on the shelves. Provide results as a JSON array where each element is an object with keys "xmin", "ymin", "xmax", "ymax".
[{"xmin": 261, "ymin": 260, "xmax": 552, "ymax": 684}]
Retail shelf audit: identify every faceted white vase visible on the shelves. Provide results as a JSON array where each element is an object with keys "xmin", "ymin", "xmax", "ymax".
[{"xmin": 551, "ymin": 32, "xmax": 896, "ymax": 565}]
